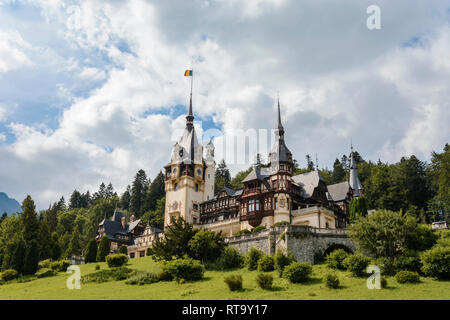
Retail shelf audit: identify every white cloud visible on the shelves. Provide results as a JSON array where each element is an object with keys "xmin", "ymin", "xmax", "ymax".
[
  {"xmin": 0, "ymin": 30, "xmax": 33, "ymax": 73},
  {"xmin": 0, "ymin": 0, "xmax": 449, "ymax": 208}
]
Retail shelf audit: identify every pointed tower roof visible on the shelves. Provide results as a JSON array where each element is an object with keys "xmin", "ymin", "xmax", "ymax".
[
  {"xmin": 269, "ymin": 96, "xmax": 292, "ymax": 167},
  {"xmin": 349, "ymin": 144, "xmax": 363, "ymax": 196}
]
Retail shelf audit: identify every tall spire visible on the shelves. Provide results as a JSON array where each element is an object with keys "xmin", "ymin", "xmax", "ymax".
[
  {"xmin": 276, "ymin": 93, "xmax": 284, "ymax": 138},
  {"xmin": 349, "ymin": 143, "xmax": 363, "ymax": 196},
  {"xmin": 186, "ymin": 69, "xmax": 194, "ymax": 131}
]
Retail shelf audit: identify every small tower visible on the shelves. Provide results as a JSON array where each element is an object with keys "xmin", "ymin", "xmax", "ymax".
[
  {"xmin": 204, "ymin": 139, "xmax": 215, "ymax": 202},
  {"xmin": 268, "ymin": 96, "xmax": 293, "ymax": 225},
  {"xmin": 349, "ymin": 144, "xmax": 363, "ymax": 197}
]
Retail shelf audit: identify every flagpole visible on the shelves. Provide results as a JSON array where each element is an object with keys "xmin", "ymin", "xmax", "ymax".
[{"xmin": 190, "ymin": 68, "xmax": 193, "ymax": 99}]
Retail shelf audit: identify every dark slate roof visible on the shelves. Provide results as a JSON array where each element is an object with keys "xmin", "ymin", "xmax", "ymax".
[
  {"xmin": 112, "ymin": 209, "xmax": 124, "ymax": 223},
  {"xmin": 327, "ymin": 181, "xmax": 350, "ymax": 202},
  {"xmin": 242, "ymin": 167, "xmax": 269, "ymax": 183}
]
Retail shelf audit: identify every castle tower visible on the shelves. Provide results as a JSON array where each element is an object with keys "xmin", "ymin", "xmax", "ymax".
[
  {"xmin": 268, "ymin": 97, "xmax": 293, "ymax": 224},
  {"xmin": 349, "ymin": 144, "xmax": 363, "ymax": 197},
  {"xmin": 204, "ymin": 139, "xmax": 216, "ymax": 202},
  {"xmin": 163, "ymin": 79, "xmax": 210, "ymax": 227}
]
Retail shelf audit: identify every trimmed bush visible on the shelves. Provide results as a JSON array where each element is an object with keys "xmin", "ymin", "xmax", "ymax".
[
  {"xmin": 284, "ymin": 262, "xmax": 312, "ymax": 283},
  {"xmin": 50, "ymin": 260, "xmax": 71, "ymax": 272},
  {"xmin": 146, "ymin": 248, "xmax": 152, "ymax": 257},
  {"xmin": 82, "ymin": 267, "xmax": 133, "ymax": 283},
  {"xmin": 246, "ymin": 247, "xmax": 263, "ymax": 271},
  {"xmin": 217, "ymin": 246, "xmax": 244, "ymax": 270},
  {"xmin": 257, "ymin": 255, "xmax": 275, "ymax": 272},
  {"xmin": 224, "ymin": 275, "xmax": 243, "ymax": 291},
  {"xmin": 274, "ymin": 251, "xmax": 294, "ymax": 276},
  {"xmin": 95, "ymin": 264, "xmax": 100, "ymax": 271},
  {"xmin": 157, "ymin": 270, "xmax": 173, "ymax": 281},
  {"xmin": 38, "ymin": 259, "xmax": 52, "ymax": 269},
  {"xmin": 106, "ymin": 254, "xmax": 128, "ymax": 268},
  {"xmin": 395, "ymin": 270, "xmax": 420, "ymax": 284},
  {"xmin": 235, "ymin": 229, "xmax": 251, "ymax": 236},
  {"xmin": 343, "ymin": 254, "xmax": 371, "ymax": 277},
  {"xmin": 97, "ymin": 236, "xmax": 110, "ymax": 262},
  {"xmin": 420, "ymin": 246, "xmax": 450, "ymax": 280},
  {"xmin": 118, "ymin": 245, "xmax": 128, "ymax": 255},
  {"xmin": 394, "ymin": 252, "xmax": 422, "ymax": 273},
  {"xmin": 326, "ymin": 249, "xmax": 349, "ymax": 270},
  {"xmin": 323, "ymin": 273, "xmax": 340, "ymax": 289},
  {"xmin": 162, "ymin": 257, "xmax": 204, "ymax": 282},
  {"xmin": 35, "ymin": 268, "xmax": 56, "ymax": 278},
  {"xmin": 252, "ymin": 226, "xmax": 266, "ymax": 233},
  {"xmin": 125, "ymin": 271, "xmax": 158, "ymax": 285},
  {"xmin": 0, "ymin": 269, "xmax": 18, "ymax": 281},
  {"xmin": 256, "ymin": 274, "xmax": 273, "ymax": 290}
]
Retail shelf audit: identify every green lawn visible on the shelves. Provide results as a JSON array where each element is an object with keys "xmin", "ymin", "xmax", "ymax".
[{"xmin": 0, "ymin": 256, "xmax": 449, "ymax": 300}]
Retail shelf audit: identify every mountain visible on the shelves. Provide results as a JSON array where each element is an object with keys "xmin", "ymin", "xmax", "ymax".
[{"xmin": 0, "ymin": 192, "xmax": 22, "ymax": 215}]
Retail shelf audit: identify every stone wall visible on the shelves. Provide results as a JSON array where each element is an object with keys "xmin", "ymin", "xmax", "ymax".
[{"xmin": 226, "ymin": 225, "xmax": 356, "ymax": 264}]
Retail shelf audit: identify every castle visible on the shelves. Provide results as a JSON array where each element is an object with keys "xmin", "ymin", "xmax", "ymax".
[{"xmin": 163, "ymin": 95, "xmax": 364, "ymax": 236}]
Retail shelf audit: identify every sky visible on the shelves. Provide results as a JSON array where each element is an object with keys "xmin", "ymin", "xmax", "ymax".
[{"xmin": 0, "ymin": 0, "xmax": 449, "ymax": 209}]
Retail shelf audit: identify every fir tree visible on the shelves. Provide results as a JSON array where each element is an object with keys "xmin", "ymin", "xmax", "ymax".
[
  {"xmin": 21, "ymin": 195, "xmax": 39, "ymax": 243},
  {"xmin": 66, "ymin": 226, "xmax": 82, "ymax": 258},
  {"xmin": 96, "ymin": 236, "xmax": 110, "ymax": 262},
  {"xmin": 23, "ymin": 239, "xmax": 39, "ymax": 275},
  {"xmin": 84, "ymin": 239, "xmax": 98, "ymax": 263}
]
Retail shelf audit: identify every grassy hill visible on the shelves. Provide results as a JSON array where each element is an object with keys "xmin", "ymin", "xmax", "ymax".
[{"xmin": 0, "ymin": 257, "xmax": 449, "ymax": 300}]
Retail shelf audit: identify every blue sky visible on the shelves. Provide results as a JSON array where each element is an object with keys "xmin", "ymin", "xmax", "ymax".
[{"xmin": 0, "ymin": 0, "xmax": 449, "ymax": 208}]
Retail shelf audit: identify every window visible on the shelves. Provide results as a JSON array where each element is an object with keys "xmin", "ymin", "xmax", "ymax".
[
  {"xmin": 193, "ymin": 216, "xmax": 198, "ymax": 224},
  {"xmin": 274, "ymin": 198, "xmax": 278, "ymax": 209},
  {"xmin": 193, "ymin": 203, "xmax": 198, "ymax": 211},
  {"xmin": 255, "ymin": 199, "xmax": 260, "ymax": 211},
  {"xmin": 195, "ymin": 184, "xmax": 199, "ymax": 192},
  {"xmin": 249, "ymin": 200, "xmax": 255, "ymax": 212},
  {"xmin": 280, "ymin": 164, "xmax": 284, "ymax": 170},
  {"xmin": 174, "ymin": 183, "xmax": 178, "ymax": 191}
]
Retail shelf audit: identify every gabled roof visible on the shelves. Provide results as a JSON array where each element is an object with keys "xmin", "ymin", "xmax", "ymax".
[
  {"xmin": 242, "ymin": 167, "xmax": 269, "ymax": 183},
  {"xmin": 327, "ymin": 181, "xmax": 350, "ymax": 202},
  {"xmin": 349, "ymin": 151, "xmax": 363, "ymax": 196},
  {"xmin": 291, "ymin": 171, "xmax": 325, "ymax": 198}
]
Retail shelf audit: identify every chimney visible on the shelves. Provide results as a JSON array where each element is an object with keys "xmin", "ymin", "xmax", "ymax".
[
  {"xmin": 121, "ymin": 217, "xmax": 126, "ymax": 230},
  {"xmin": 130, "ymin": 215, "xmax": 136, "ymax": 223}
]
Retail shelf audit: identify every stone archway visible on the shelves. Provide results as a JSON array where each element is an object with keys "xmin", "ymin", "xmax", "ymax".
[{"xmin": 323, "ymin": 243, "xmax": 354, "ymax": 256}]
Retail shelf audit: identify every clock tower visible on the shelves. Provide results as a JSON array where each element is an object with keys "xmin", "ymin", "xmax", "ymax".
[{"xmin": 163, "ymin": 90, "xmax": 215, "ymax": 227}]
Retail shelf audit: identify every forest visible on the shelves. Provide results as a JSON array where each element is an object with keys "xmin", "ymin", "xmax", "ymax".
[{"xmin": 0, "ymin": 143, "xmax": 448, "ymax": 273}]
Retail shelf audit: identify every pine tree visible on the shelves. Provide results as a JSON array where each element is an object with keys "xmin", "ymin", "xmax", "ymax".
[
  {"xmin": 144, "ymin": 171, "xmax": 165, "ymax": 212},
  {"xmin": 120, "ymin": 185, "xmax": 131, "ymax": 210},
  {"xmin": 21, "ymin": 195, "xmax": 39, "ymax": 243},
  {"xmin": 69, "ymin": 190, "xmax": 82, "ymax": 209},
  {"xmin": 215, "ymin": 160, "xmax": 231, "ymax": 192},
  {"xmin": 56, "ymin": 197, "xmax": 66, "ymax": 211},
  {"xmin": 44, "ymin": 203, "xmax": 58, "ymax": 233},
  {"xmin": 130, "ymin": 169, "xmax": 149, "ymax": 217},
  {"xmin": 105, "ymin": 183, "xmax": 115, "ymax": 199},
  {"xmin": 84, "ymin": 239, "xmax": 98, "ymax": 263},
  {"xmin": 50, "ymin": 232, "xmax": 62, "ymax": 261},
  {"xmin": 23, "ymin": 239, "xmax": 39, "ymax": 275},
  {"xmin": 96, "ymin": 236, "xmax": 110, "ymax": 262},
  {"xmin": 306, "ymin": 154, "xmax": 315, "ymax": 172},
  {"xmin": 332, "ymin": 159, "xmax": 346, "ymax": 184},
  {"xmin": 66, "ymin": 226, "xmax": 82, "ymax": 258},
  {"xmin": 38, "ymin": 221, "xmax": 53, "ymax": 261}
]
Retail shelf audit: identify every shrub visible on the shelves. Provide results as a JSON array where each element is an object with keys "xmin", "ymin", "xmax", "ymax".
[
  {"xmin": 420, "ymin": 246, "xmax": 450, "ymax": 280},
  {"xmin": 0, "ymin": 269, "xmax": 18, "ymax": 281},
  {"xmin": 246, "ymin": 247, "xmax": 263, "ymax": 271},
  {"xmin": 373, "ymin": 257, "xmax": 396, "ymax": 276},
  {"xmin": 235, "ymin": 229, "xmax": 251, "ymax": 236},
  {"xmin": 50, "ymin": 260, "xmax": 71, "ymax": 272},
  {"xmin": 82, "ymin": 267, "xmax": 133, "ymax": 283},
  {"xmin": 35, "ymin": 268, "xmax": 56, "ymax": 278},
  {"xmin": 23, "ymin": 239, "xmax": 39, "ymax": 275},
  {"xmin": 274, "ymin": 251, "xmax": 294, "ymax": 276},
  {"xmin": 106, "ymin": 254, "xmax": 128, "ymax": 268},
  {"xmin": 326, "ymin": 249, "xmax": 349, "ymax": 270},
  {"xmin": 157, "ymin": 270, "xmax": 173, "ymax": 281},
  {"xmin": 394, "ymin": 252, "xmax": 422, "ymax": 274},
  {"xmin": 95, "ymin": 264, "xmax": 100, "ymax": 271},
  {"xmin": 284, "ymin": 262, "xmax": 312, "ymax": 283},
  {"xmin": 38, "ymin": 259, "xmax": 52, "ymax": 269},
  {"xmin": 146, "ymin": 248, "xmax": 152, "ymax": 256},
  {"xmin": 217, "ymin": 247, "xmax": 244, "ymax": 270},
  {"xmin": 395, "ymin": 270, "xmax": 420, "ymax": 284},
  {"xmin": 256, "ymin": 274, "xmax": 273, "ymax": 290},
  {"xmin": 224, "ymin": 275, "xmax": 243, "ymax": 291},
  {"xmin": 118, "ymin": 245, "xmax": 128, "ymax": 255},
  {"xmin": 125, "ymin": 271, "xmax": 158, "ymax": 285},
  {"xmin": 257, "ymin": 255, "xmax": 275, "ymax": 272},
  {"xmin": 252, "ymin": 226, "xmax": 266, "ymax": 233},
  {"xmin": 343, "ymin": 254, "xmax": 371, "ymax": 277},
  {"xmin": 273, "ymin": 221, "xmax": 289, "ymax": 227},
  {"xmin": 162, "ymin": 257, "xmax": 205, "ymax": 282},
  {"xmin": 323, "ymin": 273, "xmax": 339, "ymax": 289}
]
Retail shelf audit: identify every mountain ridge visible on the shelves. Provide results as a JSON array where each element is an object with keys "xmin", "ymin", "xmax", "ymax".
[{"xmin": 0, "ymin": 192, "xmax": 22, "ymax": 215}]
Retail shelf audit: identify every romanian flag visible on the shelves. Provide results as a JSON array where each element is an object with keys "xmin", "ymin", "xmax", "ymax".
[{"xmin": 184, "ymin": 69, "xmax": 193, "ymax": 77}]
